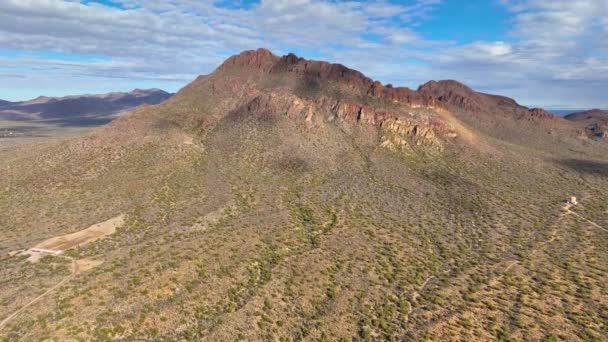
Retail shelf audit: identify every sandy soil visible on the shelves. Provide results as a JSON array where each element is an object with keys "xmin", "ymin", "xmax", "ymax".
[
  {"xmin": 183, "ymin": 135, "xmax": 194, "ymax": 145},
  {"xmin": 33, "ymin": 215, "xmax": 124, "ymax": 251}
]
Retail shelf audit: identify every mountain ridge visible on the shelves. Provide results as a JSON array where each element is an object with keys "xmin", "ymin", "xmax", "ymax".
[
  {"xmin": 216, "ymin": 48, "xmax": 559, "ymax": 124},
  {"xmin": 0, "ymin": 88, "xmax": 172, "ymax": 126},
  {"xmin": 417, "ymin": 79, "xmax": 556, "ymax": 122},
  {"xmin": 144, "ymin": 48, "xmax": 571, "ymax": 155},
  {"xmin": 218, "ymin": 48, "xmax": 437, "ymax": 109},
  {"xmin": 565, "ymin": 108, "xmax": 608, "ymax": 120}
]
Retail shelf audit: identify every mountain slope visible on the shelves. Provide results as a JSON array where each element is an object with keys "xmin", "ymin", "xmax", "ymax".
[
  {"xmin": 415, "ymin": 79, "xmax": 585, "ymax": 150},
  {"xmin": 0, "ymin": 89, "xmax": 172, "ymax": 126},
  {"xmin": 1, "ymin": 49, "xmax": 608, "ymax": 341},
  {"xmin": 565, "ymin": 109, "xmax": 608, "ymax": 139}
]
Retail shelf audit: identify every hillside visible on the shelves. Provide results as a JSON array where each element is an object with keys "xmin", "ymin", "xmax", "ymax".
[
  {"xmin": 565, "ymin": 109, "xmax": 608, "ymax": 139},
  {"xmin": 1, "ymin": 49, "xmax": 608, "ymax": 341}
]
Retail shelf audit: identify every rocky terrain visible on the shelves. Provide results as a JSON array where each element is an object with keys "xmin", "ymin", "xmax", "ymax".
[
  {"xmin": 565, "ymin": 109, "xmax": 608, "ymax": 140},
  {"xmin": 417, "ymin": 80, "xmax": 556, "ymax": 121},
  {"xmin": 1, "ymin": 49, "xmax": 607, "ymax": 341}
]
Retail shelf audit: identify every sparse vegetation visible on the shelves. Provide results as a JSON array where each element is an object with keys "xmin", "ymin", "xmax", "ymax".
[{"xmin": 1, "ymin": 51, "xmax": 608, "ymax": 341}]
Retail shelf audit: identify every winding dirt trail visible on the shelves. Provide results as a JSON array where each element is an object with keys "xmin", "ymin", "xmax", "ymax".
[
  {"xmin": 568, "ymin": 210, "xmax": 608, "ymax": 233},
  {"xmin": 0, "ymin": 259, "xmax": 76, "ymax": 331},
  {"xmin": 0, "ymin": 215, "xmax": 121, "ymax": 332}
]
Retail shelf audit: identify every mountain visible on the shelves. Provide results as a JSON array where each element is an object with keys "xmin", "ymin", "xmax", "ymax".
[
  {"xmin": 0, "ymin": 88, "xmax": 172, "ymax": 126},
  {"xmin": 1, "ymin": 49, "xmax": 608, "ymax": 341},
  {"xmin": 417, "ymin": 80, "xmax": 556, "ymax": 121},
  {"xmin": 565, "ymin": 108, "xmax": 608, "ymax": 121},
  {"xmin": 0, "ymin": 99, "xmax": 12, "ymax": 108},
  {"xmin": 565, "ymin": 109, "xmax": 608, "ymax": 139}
]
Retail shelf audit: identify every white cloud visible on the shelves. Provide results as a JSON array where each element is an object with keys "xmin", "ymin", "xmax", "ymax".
[
  {"xmin": 0, "ymin": 0, "xmax": 606, "ymax": 108},
  {"xmin": 0, "ymin": 0, "xmax": 439, "ymax": 83},
  {"xmin": 412, "ymin": 0, "xmax": 608, "ymax": 108}
]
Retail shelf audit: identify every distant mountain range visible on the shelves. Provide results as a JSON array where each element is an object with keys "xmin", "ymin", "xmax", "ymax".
[
  {"xmin": 565, "ymin": 109, "xmax": 608, "ymax": 121},
  {"xmin": 0, "ymin": 89, "xmax": 172, "ymax": 126},
  {"xmin": 549, "ymin": 109, "xmax": 582, "ymax": 117}
]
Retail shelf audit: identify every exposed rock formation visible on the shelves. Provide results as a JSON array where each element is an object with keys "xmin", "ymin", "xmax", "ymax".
[
  {"xmin": 229, "ymin": 88, "xmax": 447, "ymax": 151},
  {"xmin": 565, "ymin": 109, "xmax": 608, "ymax": 140},
  {"xmin": 418, "ymin": 80, "xmax": 557, "ymax": 122},
  {"xmin": 219, "ymin": 49, "xmax": 436, "ymax": 109},
  {"xmin": 218, "ymin": 48, "xmax": 279, "ymax": 72},
  {"xmin": 171, "ymin": 49, "xmax": 457, "ymax": 152}
]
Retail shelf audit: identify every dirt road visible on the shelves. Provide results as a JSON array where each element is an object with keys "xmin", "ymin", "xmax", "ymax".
[
  {"xmin": 568, "ymin": 210, "xmax": 608, "ymax": 233},
  {"xmin": 0, "ymin": 259, "xmax": 76, "ymax": 331}
]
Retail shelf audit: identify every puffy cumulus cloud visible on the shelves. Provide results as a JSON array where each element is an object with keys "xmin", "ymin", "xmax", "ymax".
[
  {"xmin": 0, "ymin": 0, "xmax": 606, "ymax": 108},
  {"xmin": 417, "ymin": 0, "xmax": 608, "ymax": 108},
  {"xmin": 0, "ymin": 0, "xmax": 441, "ymax": 100},
  {"xmin": 0, "ymin": 0, "xmax": 436, "ymax": 60}
]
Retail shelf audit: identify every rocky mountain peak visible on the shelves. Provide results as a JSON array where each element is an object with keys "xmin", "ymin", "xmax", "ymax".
[
  {"xmin": 218, "ymin": 48, "xmax": 279, "ymax": 72},
  {"xmin": 215, "ymin": 50, "xmax": 436, "ymax": 108},
  {"xmin": 418, "ymin": 80, "xmax": 483, "ymax": 111}
]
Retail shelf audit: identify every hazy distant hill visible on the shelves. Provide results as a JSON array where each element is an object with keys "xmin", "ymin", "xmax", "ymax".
[
  {"xmin": 0, "ymin": 89, "xmax": 172, "ymax": 126},
  {"xmin": 549, "ymin": 109, "xmax": 581, "ymax": 117},
  {"xmin": 565, "ymin": 109, "xmax": 608, "ymax": 121}
]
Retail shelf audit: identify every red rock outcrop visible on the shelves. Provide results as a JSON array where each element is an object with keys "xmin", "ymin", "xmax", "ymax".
[
  {"xmin": 418, "ymin": 80, "xmax": 556, "ymax": 122},
  {"xmin": 206, "ymin": 49, "xmax": 453, "ymax": 151},
  {"xmin": 218, "ymin": 48, "xmax": 279, "ymax": 72},
  {"xmin": 219, "ymin": 49, "xmax": 437, "ymax": 109},
  {"xmin": 233, "ymin": 89, "xmax": 448, "ymax": 151}
]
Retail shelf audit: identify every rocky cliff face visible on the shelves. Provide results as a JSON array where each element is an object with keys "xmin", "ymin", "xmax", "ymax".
[
  {"xmin": 219, "ymin": 49, "xmax": 437, "ymax": 109},
  {"xmin": 175, "ymin": 49, "xmax": 454, "ymax": 152},
  {"xmin": 229, "ymin": 88, "xmax": 447, "ymax": 151},
  {"xmin": 214, "ymin": 49, "xmax": 563, "ymax": 128}
]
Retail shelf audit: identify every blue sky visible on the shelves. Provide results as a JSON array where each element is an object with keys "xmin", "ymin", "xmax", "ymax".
[{"xmin": 0, "ymin": 0, "xmax": 606, "ymax": 109}]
